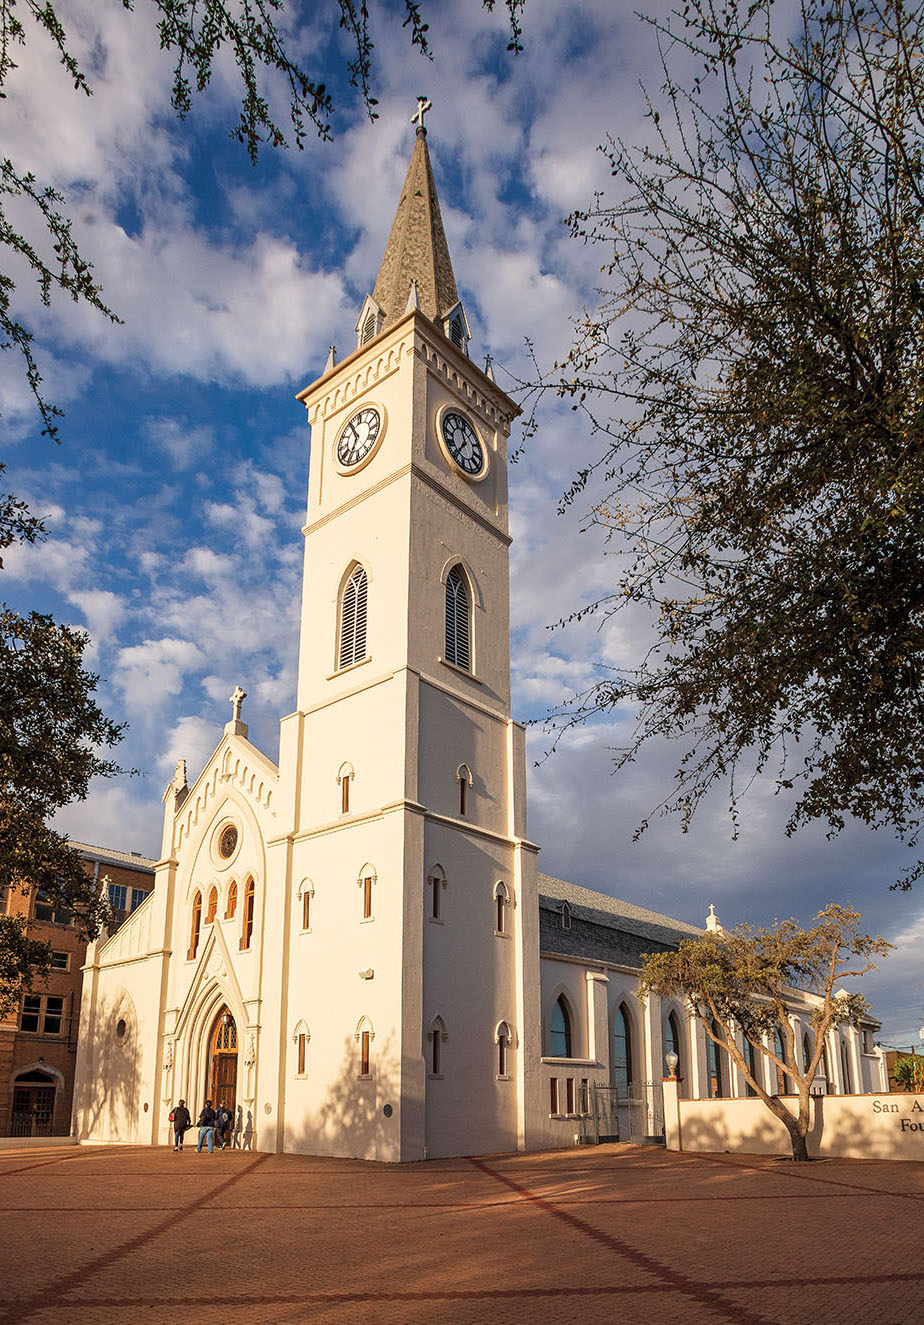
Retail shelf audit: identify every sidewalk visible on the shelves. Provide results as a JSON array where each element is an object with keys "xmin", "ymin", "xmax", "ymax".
[{"xmin": 1, "ymin": 1142, "xmax": 920, "ymax": 1323}]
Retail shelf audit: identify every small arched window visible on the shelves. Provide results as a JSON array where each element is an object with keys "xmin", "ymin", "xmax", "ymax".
[
  {"xmin": 613, "ymin": 1005, "xmax": 633, "ymax": 1096},
  {"xmin": 188, "ymin": 891, "xmax": 202, "ymax": 960},
  {"xmin": 549, "ymin": 995, "xmax": 573, "ymax": 1058},
  {"xmin": 358, "ymin": 864, "xmax": 376, "ymax": 921},
  {"xmin": 294, "ymin": 1021, "xmax": 310, "ymax": 1076},
  {"xmin": 240, "ymin": 877, "xmax": 255, "ymax": 951},
  {"xmin": 428, "ymin": 866, "xmax": 446, "ymax": 921},
  {"xmin": 496, "ymin": 1021, "xmax": 511, "ymax": 1077},
  {"xmin": 225, "ymin": 881, "xmax": 237, "ymax": 919},
  {"xmin": 339, "ymin": 565, "xmax": 368, "ymax": 670},
  {"xmin": 298, "ymin": 879, "xmax": 314, "ymax": 931},
  {"xmin": 456, "ymin": 763, "xmax": 472, "ymax": 817},
  {"xmin": 561, "ymin": 901, "xmax": 572, "ymax": 930},
  {"xmin": 445, "ymin": 565, "xmax": 471, "ymax": 669},
  {"xmin": 494, "ymin": 882, "xmax": 509, "ymax": 935},
  {"xmin": 338, "ymin": 761, "xmax": 354, "ymax": 814},
  {"xmin": 356, "ymin": 1017, "xmax": 374, "ymax": 1077},
  {"xmin": 206, "ymin": 886, "xmax": 218, "ymax": 924}
]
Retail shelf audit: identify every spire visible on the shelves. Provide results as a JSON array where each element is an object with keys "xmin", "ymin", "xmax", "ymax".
[{"xmin": 371, "ymin": 108, "xmax": 460, "ymax": 330}]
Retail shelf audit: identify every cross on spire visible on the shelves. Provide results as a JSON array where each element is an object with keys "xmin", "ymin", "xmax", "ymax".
[
  {"xmin": 229, "ymin": 685, "xmax": 247, "ymax": 723},
  {"xmin": 411, "ymin": 95, "xmax": 431, "ymax": 134}
]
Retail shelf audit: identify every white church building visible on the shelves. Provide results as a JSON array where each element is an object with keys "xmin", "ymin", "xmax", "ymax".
[{"xmin": 72, "ymin": 113, "xmax": 887, "ymax": 1160}]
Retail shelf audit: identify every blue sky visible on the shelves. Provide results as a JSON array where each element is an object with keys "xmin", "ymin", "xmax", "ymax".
[{"xmin": 2, "ymin": 0, "xmax": 921, "ymax": 1047}]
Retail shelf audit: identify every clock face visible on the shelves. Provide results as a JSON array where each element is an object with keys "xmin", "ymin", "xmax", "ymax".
[
  {"xmin": 336, "ymin": 407, "xmax": 382, "ymax": 469},
  {"xmin": 441, "ymin": 410, "xmax": 486, "ymax": 478}
]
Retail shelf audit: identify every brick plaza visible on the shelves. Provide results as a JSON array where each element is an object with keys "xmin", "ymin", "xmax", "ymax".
[{"xmin": 1, "ymin": 1142, "xmax": 921, "ymax": 1323}]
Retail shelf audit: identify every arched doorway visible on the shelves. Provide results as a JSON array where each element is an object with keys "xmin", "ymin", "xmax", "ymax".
[
  {"xmin": 11, "ymin": 1068, "xmax": 57, "ymax": 1137},
  {"xmin": 207, "ymin": 1006, "xmax": 238, "ymax": 1117}
]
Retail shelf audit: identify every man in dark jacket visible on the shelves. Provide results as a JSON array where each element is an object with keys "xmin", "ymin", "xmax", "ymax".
[
  {"xmin": 196, "ymin": 1100, "xmax": 217, "ymax": 1153},
  {"xmin": 215, "ymin": 1101, "xmax": 233, "ymax": 1149},
  {"xmin": 171, "ymin": 1099, "xmax": 191, "ymax": 1151}
]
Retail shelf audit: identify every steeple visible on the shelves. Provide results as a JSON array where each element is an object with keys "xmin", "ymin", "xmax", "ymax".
[{"xmin": 366, "ymin": 102, "xmax": 464, "ymax": 341}]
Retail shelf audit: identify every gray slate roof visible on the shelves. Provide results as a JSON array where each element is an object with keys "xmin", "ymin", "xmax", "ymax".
[
  {"xmin": 69, "ymin": 840, "xmax": 158, "ymax": 871},
  {"xmin": 538, "ymin": 872, "xmax": 703, "ymax": 949}
]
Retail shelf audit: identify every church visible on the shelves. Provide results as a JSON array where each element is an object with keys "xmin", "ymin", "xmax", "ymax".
[{"xmin": 72, "ymin": 107, "xmax": 887, "ymax": 1160}]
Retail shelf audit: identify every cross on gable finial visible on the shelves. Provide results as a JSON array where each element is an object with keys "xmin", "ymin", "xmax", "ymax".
[
  {"xmin": 411, "ymin": 95, "xmax": 431, "ymax": 134},
  {"xmin": 229, "ymin": 685, "xmax": 247, "ymax": 723}
]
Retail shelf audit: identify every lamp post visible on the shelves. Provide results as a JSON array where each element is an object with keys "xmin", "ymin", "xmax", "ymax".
[{"xmin": 665, "ymin": 1051, "xmax": 679, "ymax": 1079}]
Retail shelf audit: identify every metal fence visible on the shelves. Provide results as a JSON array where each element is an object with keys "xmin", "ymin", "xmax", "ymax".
[{"xmin": 583, "ymin": 1081, "xmax": 665, "ymax": 1145}]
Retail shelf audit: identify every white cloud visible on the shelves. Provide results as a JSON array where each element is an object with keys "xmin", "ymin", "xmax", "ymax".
[
  {"xmin": 145, "ymin": 417, "xmax": 214, "ymax": 469},
  {"xmin": 113, "ymin": 637, "xmax": 206, "ymax": 713},
  {"xmin": 68, "ymin": 589, "xmax": 127, "ymax": 645}
]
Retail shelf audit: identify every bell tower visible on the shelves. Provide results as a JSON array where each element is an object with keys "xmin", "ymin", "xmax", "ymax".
[{"xmin": 273, "ymin": 104, "xmax": 542, "ymax": 1161}]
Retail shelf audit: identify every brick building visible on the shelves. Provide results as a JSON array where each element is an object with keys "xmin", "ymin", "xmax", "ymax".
[{"xmin": 0, "ymin": 841, "xmax": 155, "ymax": 1137}]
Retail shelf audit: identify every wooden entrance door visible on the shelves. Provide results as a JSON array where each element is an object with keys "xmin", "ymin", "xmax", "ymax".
[
  {"xmin": 11, "ymin": 1080, "xmax": 56, "ymax": 1136},
  {"xmin": 208, "ymin": 1008, "xmax": 238, "ymax": 1119}
]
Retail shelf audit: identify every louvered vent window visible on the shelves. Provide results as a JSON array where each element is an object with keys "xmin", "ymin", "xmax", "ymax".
[
  {"xmin": 449, "ymin": 316, "xmax": 465, "ymax": 349},
  {"xmin": 339, "ymin": 565, "xmax": 368, "ymax": 669},
  {"xmin": 445, "ymin": 566, "xmax": 470, "ymax": 669},
  {"xmin": 361, "ymin": 311, "xmax": 377, "ymax": 345}
]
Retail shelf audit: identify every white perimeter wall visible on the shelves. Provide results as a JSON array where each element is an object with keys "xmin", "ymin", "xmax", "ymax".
[{"xmin": 669, "ymin": 1089, "xmax": 924, "ymax": 1159}]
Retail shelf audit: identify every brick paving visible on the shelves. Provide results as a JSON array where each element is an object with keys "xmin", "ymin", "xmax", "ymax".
[{"xmin": 0, "ymin": 1142, "xmax": 921, "ymax": 1323}]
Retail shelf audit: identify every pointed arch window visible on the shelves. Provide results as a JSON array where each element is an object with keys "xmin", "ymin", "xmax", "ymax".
[
  {"xmin": 802, "ymin": 1030, "xmax": 813, "ymax": 1075},
  {"xmin": 665, "ymin": 1010, "xmax": 683, "ymax": 1084},
  {"xmin": 225, "ymin": 881, "xmax": 237, "ymax": 919},
  {"xmin": 613, "ymin": 1005, "xmax": 633, "ymax": 1096},
  {"xmin": 188, "ymin": 891, "xmax": 202, "ymax": 960},
  {"xmin": 428, "ymin": 1016, "xmax": 446, "ymax": 1076},
  {"xmin": 840, "ymin": 1038, "xmax": 852, "ymax": 1093},
  {"xmin": 206, "ymin": 886, "xmax": 218, "ymax": 924},
  {"xmin": 707, "ymin": 1022, "xmax": 726, "ymax": 1098},
  {"xmin": 339, "ymin": 565, "xmax": 368, "ymax": 670},
  {"xmin": 549, "ymin": 995, "xmax": 573, "ymax": 1058},
  {"xmin": 774, "ymin": 1027, "xmax": 792, "ymax": 1095},
  {"xmin": 561, "ymin": 901, "xmax": 572, "ymax": 930},
  {"xmin": 240, "ymin": 877, "xmax": 255, "ymax": 950},
  {"xmin": 445, "ymin": 565, "xmax": 471, "ymax": 670},
  {"xmin": 745, "ymin": 1034, "xmax": 760, "ymax": 1096}
]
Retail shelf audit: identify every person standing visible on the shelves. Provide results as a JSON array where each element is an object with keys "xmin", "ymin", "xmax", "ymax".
[
  {"xmin": 215, "ymin": 1101, "xmax": 233, "ymax": 1149},
  {"xmin": 196, "ymin": 1099, "xmax": 217, "ymax": 1153},
  {"xmin": 170, "ymin": 1099, "xmax": 191, "ymax": 1151}
]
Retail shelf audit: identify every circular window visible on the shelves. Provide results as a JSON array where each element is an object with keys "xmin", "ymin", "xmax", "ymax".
[
  {"xmin": 218, "ymin": 824, "xmax": 239, "ymax": 860},
  {"xmin": 116, "ymin": 1019, "xmax": 127, "ymax": 1038}
]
